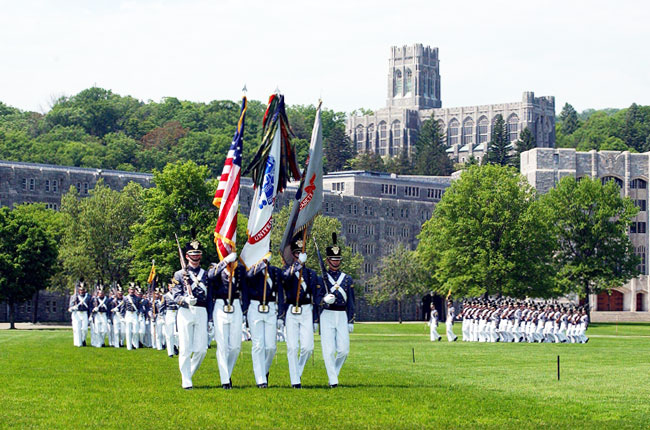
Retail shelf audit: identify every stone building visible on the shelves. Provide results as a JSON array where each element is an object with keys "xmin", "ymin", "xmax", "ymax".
[
  {"xmin": 0, "ymin": 160, "xmax": 451, "ymax": 323},
  {"xmin": 346, "ymin": 44, "xmax": 556, "ymax": 163},
  {"xmin": 521, "ymin": 148, "xmax": 650, "ymax": 322}
]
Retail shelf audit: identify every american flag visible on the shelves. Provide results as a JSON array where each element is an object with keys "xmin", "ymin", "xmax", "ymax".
[{"xmin": 213, "ymin": 97, "xmax": 247, "ymax": 260}]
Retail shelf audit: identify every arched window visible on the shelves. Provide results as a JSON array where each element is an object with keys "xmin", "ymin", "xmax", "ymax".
[
  {"xmin": 422, "ymin": 71, "xmax": 428, "ymax": 97},
  {"xmin": 405, "ymin": 68, "xmax": 413, "ymax": 94},
  {"xmin": 393, "ymin": 70, "xmax": 402, "ymax": 97},
  {"xmin": 355, "ymin": 125, "xmax": 365, "ymax": 151},
  {"xmin": 429, "ymin": 75, "xmax": 434, "ymax": 97},
  {"xmin": 462, "ymin": 118, "xmax": 474, "ymax": 146},
  {"xmin": 507, "ymin": 114, "xmax": 519, "ymax": 142},
  {"xmin": 378, "ymin": 122, "xmax": 388, "ymax": 155},
  {"xmin": 448, "ymin": 119, "xmax": 459, "ymax": 146},
  {"xmin": 367, "ymin": 124, "xmax": 375, "ymax": 150},
  {"xmin": 602, "ymin": 176, "xmax": 623, "ymax": 188},
  {"xmin": 392, "ymin": 121, "xmax": 401, "ymax": 149},
  {"xmin": 477, "ymin": 116, "xmax": 488, "ymax": 143}
]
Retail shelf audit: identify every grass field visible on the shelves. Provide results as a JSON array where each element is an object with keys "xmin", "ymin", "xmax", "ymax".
[{"xmin": 1, "ymin": 323, "xmax": 649, "ymax": 429}]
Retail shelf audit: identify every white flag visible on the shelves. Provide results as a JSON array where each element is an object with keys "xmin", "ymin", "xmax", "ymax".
[{"xmin": 240, "ymin": 127, "xmax": 281, "ymax": 269}]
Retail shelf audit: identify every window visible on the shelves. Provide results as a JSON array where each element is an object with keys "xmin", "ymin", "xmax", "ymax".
[
  {"xmin": 507, "ymin": 115, "xmax": 519, "ymax": 142},
  {"xmin": 355, "ymin": 125, "xmax": 365, "ymax": 151},
  {"xmin": 393, "ymin": 70, "xmax": 402, "ymax": 97},
  {"xmin": 76, "ymin": 182, "xmax": 81, "ymax": 193},
  {"xmin": 347, "ymin": 224, "xmax": 358, "ymax": 234},
  {"xmin": 386, "ymin": 207, "xmax": 396, "ymax": 218},
  {"xmin": 364, "ymin": 244, "xmax": 375, "ymax": 254},
  {"xmin": 631, "ymin": 179, "xmax": 648, "ymax": 189},
  {"xmin": 83, "ymin": 183, "xmax": 89, "ymax": 194},
  {"xmin": 422, "ymin": 71, "xmax": 428, "ymax": 96},
  {"xmin": 45, "ymin": 180, "xmax": 50, "ymax": 192},
  {"xmin": 405, "ymin": 186, "xmax": 420, "ymax": 197},
  {"xmin": 379, "ymin": 122, "xmax": 388, "ymax": 155},
  {"xmin": 364, "ymin": 205, "xmax": 375, "ymax": 216},
  {"xmin": 381, "ymin": 184, "xmax": 397, "ymax": 195},
  {"xmin": 477, "ymin": 117, "xmax": 488, "ymax": 144},
  {"xmin": 364, "ymin": 262, "xmax": 373, "ymax": 274},
  {"xmin": 400, "ymin": 227, "xmax": 410, "ymax": 238},
  {"xmin": 462, "ymin": 118, "xmax": 474, "ymax": 146},
  {"xmin": 427, "ymin": 188, "xmax": 442, "ymax": 200},
  {"xmin": 53, "ymin": 180, "xmax": 58, "ymax": 192},
  {"xmin": 448, "ymin": 120, "xmax": 459, "ymax": 146},
  {"xmin": 364, "ymin": 224, "xmax": 374, "ymax": 235},
  {"xmin": 637, "ymin": 246, "xmax": 647, "ymax": 274},
  {"xmin": 45, "ymin": 301, "xmax": 51, "ymax": 313},
  {"xmin": 332, "ymin": 182, "xmax": 345, "ymax": 192},
  {"xmin": 29, "ymin": 178, "xmax": 35, "ymax": 191},
  {"xmin": 639, "ymin": 222, "xmax": 647, "ymax": 234},
  {"xmin": 635, "ymin": 200, "xmax": 647, "ymax": 212},
  {"xmin": 400, "ymin": 207, "xmax": 409, "ymax": 218},
  {"xmin": 350, "ymin": 243, "xmax": 358, "ymax": 254},
  {"xmin": 405, "ymin": 68, "xmax": 413, "ymax": 94},
  {"xmin": 386, "ymin": 226, "xmax": 395, "ymax": 237},
  {"xmin": 392, "ymin": 121, "xmax": 401, "ymax": 149},
  {"xmin": 22, "ymin": 178, "xmax": 27, "ymax": 190},
  {"xmin": 602, "ymin": 176, "xmax": 623, "ymax": 188},
  {"xmin": 367, "ymin": 124, "xmax": 375, "ymax": 149}
]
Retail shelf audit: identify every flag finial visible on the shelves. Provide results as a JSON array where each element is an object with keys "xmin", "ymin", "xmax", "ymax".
[{"xmin": 242, "ymin": 84, "xmax": 247, "ymax": 94}]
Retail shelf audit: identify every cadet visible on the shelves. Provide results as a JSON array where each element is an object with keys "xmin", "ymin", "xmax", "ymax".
[
  {"xmin": 91, "ymin": 286, "xmax": 111, "ymax": 347},
  {"xmin": 280, "ymin": 238, "xmax": 319, "ymax": 388},
  {"xmin": 68, "ymin": 282, "xmax": 91, "ymax": 347},
  {"xmin": 446, "ymin": 300, "xmax": 458, "ymax": 342},
  {"xmin": 152, "ymin": 288, "xmax": 165, "ymax": 351},
  {"xmin": 173, "ymin": 239, "xmax": 212, "ymax": 390},
  {"xmin": 163, "ymin": 281, "xmax": 179, "ymax": 357},
  {"xmin": 208, "ymin": 251, "xmax": 244, "ymax": 389},
  {"xmin": 243, "ymin": 256, "xmax": 285, "ymax": 388},
  {"xmin": 111, "ymin": 286, "xmax": 126, "ymax": 348},
  {"xmin": 428, "ymin": 303, "xmax": 441, "ymax": 341}
]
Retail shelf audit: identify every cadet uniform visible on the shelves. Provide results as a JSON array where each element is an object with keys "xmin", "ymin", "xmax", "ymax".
[
  {"xmin": 68, "ymin": 284, "xmax": 91, "ymax": 347},
  {"xmin": 280, "ymin": 239, "xmax": 319, "ymax": 388},
  {"xmin": 91, "ymin": 288, "xmax": 111, "ymax": 347},
  {"xmin": 243, "ymin": 259, "xmax": 285, "ymax": 387},
  {"xmin": 111, "ymin": 287, "xmax": 126, "ymax": 348},
  {"xmin": 446, "ymin": 301, "xmax": 457, "ymax": 342},
  {"xmin": 153, "ymin": 290, "xmax": 165, "ymax": 351},
  {"xmin": 208, "ymin": 254, "xmax": 245, "ymax": 389},
  {"xmin": 163, "ymin": 283, "xmax": 179, "ymax": 357},
  {"xmin": 428, "ymin": 305, "xmax": 441, "ymax": 341},
  {"xmin": 123, "ymin": 284, "xmax": 141, "ymax": 350},
  {"xmin": 316, "ymin": 234, "xmax": 354, "ymax": 388}
]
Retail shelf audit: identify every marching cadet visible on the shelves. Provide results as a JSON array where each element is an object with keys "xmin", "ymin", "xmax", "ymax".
[
  {"xmin": 163, "ymin": 281, "xmax": 179, "ymax": 357},
  {"xmin": 173, "ymin": 239, "xmax": 212, "ymax": 390},
  {"xmin": 124, "ymin": 283, "xmax": 141, "ymax": 350},
  {"xmin": 68, "ymin": 282, "xmax": 91, "ymax": 347},
  {"xmin": 111, "ymin": 286, "xmax": 125, "ymax": 348},
  {"xmin": 280, "ymin": 238, "xmax": 319, "ymax": 389},
  {"xmin": 428, "ymin": 303, "xmax": 441, "ymax": 341},
  {"xmin": 137, "ymin": 287, "xmax": 151, "ymax": 348},
  {"xmin": 208, "ymin": 251, "xmax": 244, "ymax": 390},
  {"xmin": 91, "ymin": 286, "xmax": 111, "ymax": 347},
  {"xmin": 153, "ymin": 288, "xmax": 165, "ymax": 351},
  {"xmin": 446, "ymin": 300, "xmax": 458, "ymax": 342},
  {"xmin": 316, "ymin": 233, "xmax": 354, "ymax": 388},
  {"xmin": 243, "ymin": 256, "xmax": 285, "ymax": 388}
]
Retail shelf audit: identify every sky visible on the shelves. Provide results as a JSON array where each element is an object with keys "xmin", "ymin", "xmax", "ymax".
[{"xmin": 1, "ymin": 0, "xmax": 649, "ymax": 115}]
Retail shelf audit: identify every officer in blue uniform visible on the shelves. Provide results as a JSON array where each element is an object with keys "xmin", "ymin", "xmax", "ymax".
[
  {"xmin": 316, "ymin": 233, "xmax": 354, "ymax": 388},
  {"xmin": 280, "ymin": 238, "xmax": 320, "ymax": 388},
  {"xmin": 163, "ymin": 281, "xmax": 179, "ymax": 357},
  {"xmin": 208, "ymin": 252, "xmax": 246, "ymax": 389},
  {"xmin": 243, "ymin": 257, "xmax": 286, "ymax": 388},
  {"xmin": 123, "ymin": 283, "xmax": 141, "ymax": 350},
  {"xmin": 172, "ymin": 239, "xmax": 212, "ymax": 390}
]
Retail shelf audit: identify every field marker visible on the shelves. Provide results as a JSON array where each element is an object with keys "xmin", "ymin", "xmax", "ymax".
[
  {"xmin": 412, "ymin": 348, "xmax": 415, "ymax": 363},
  {"xmin": 557, "ymin": 355, "xmax": 560, "ymax": 381}
]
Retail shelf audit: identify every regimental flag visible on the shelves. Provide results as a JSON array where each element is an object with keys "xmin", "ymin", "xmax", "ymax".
[
  {"xmin": 147, "ymin": 260, "xmax": 156, "ymax": 289},
  {"xmin": 213, "ymin": 97, "xmax": 247, "ymax": 260},
  {"xmin": 280, "ymin": 102, "xmax": 324, "ymax": 265}
]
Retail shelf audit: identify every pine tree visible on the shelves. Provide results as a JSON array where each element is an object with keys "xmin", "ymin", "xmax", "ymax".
[
  {"xmin": 559, "ymin": 103, "xmax": 579, "ymax": 135},
  {"xmin": 324, "ymin": 126, "xmax": 354, "ymax": 173},
  {"xmin": 413, "ymin": 118, "xmax": 453, "ymax": 176},
  {"xmin": 486, "ymin": 114, "xmax": 510, "ymax": 166},
  {"xmin": 623, "ymin": 103, "xmax": 645, "ymax": 152},
  {"xmin": 511, "ymin": 127, "xmax": 536, "ymax": 169}
]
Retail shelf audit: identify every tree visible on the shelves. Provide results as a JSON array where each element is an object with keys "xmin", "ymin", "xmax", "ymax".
[
  {"xmin": 542, "ymin": 176, "xmax": 640, "ymax": 318},
  {"xmin": 58, "ymin": 180, "xmax": 143, "ymax": 290},
  {"xmin": 417, "ymin": 164, "xmax": 556, "ymax": 299},
  {"xmin": 0, "ymin": 205, "xmax": 58, "ymax": 328},
  {"xmin": 346, "ymin": 151, "xmax": 386, "ymax": 172},
  {"xmin": 412, "ymin": 117, "xmax": 453, "ymax": 176},
  {"xmin": 511, "ymin": 127, "xmax": 536, "ymax": 169},
  {"xmin": 324, "ymin": 126, "xmax": 355, "ymax": 173},
  {"xmin": 486, "ymin": 114, "xmax": 510, "ymax": 166},
  {"xmin": 368, "ymin": 244, "xmax": 425, "ymax": 323},
  {"xmin": 560, "ymin": 103, "xmax": 579, "ymax": 135},
  {"xmin": 384, "ymin": 145, "xmax": 412, "ymax": 175},
  {"xmin": 130, "ymin": 160, "xmax": 220, "ymax": 283},
  {"xmin": 270, "ymin": 205, "xmax": 362, "ymax": 279}
]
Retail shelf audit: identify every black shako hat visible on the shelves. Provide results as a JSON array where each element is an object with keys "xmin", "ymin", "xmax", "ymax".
[
  {"xmin": 185, "ymin": 239, "xmax": 202, "ymax": 256},
  {"xmin": 326, "ymin": 232, "xmax": 342, "ymax": 260}
]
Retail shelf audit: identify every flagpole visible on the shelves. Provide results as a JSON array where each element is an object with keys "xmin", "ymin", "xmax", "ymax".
[{"xmin": 294, "ymin": 224, "xmax": 310, "ymax": 311}]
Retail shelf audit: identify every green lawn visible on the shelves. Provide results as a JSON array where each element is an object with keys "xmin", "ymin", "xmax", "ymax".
[{"xmin": 1, "ymin": 323, "xmax": 649, "ymax": 429}]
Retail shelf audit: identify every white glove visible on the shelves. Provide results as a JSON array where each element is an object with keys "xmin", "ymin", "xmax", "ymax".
[
  {"xmin": 277, "ymin": 319, "xmax": 285, "ymax": 331},
  {"xmin": 348, "ymin": 323, "xmax": 354, "ymax": 333},
  {"xmin": 224, "ymin": 252, "xmax": 237, "ymax": 264},
  {"xmin": 184, "ymin": 296, "xmax": 197, "ymax": 306},
  {"xmin": 298, "ymin": 253, "xmax": 307, "ymax": 263},
  {"xmin": 207, "ymin": 321, "xmax": 214, "ymax": 337},
  {"xmin": 313, "ymin": 322, "xmax": 319, "ymax": 333},
  {"xmin": 93, "ymin": 307, "xmax": 99, "ymax": 313},
  {"xmin": 324, "ymin": 294, "xmax": 336, "ymax": 305}
]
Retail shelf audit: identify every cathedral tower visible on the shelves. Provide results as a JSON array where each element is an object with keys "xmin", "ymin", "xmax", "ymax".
[{"xmin": 387, "ymin": 44, "xmax": 441, "ymax": 109}]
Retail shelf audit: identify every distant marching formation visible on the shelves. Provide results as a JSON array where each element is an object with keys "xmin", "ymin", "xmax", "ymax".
[{"xmin": 428, "ymin": 300, "xmax": 590, "ymax": 343}]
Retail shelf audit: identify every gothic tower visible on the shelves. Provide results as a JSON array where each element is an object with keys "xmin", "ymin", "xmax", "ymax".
[{"xmin": 386, "ymin": 44, "xmax": 441, "ymax": 110}]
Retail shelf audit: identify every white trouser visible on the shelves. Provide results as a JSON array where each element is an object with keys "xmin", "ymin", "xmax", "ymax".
[
  {"xmin": 489, "ymin": 321, "xmax": 498, "ymax": 342},
  {"xmin": 470, "ymin": 320, "xmax": 478, "ymax": 342},
  {"xmin": 107, "ymin": 318, "xmax": 114, "ymax": 346},
  {"xmin": 513, "ymin": 321, "xmax": 521, "ymax": 342},
  {"xmin": 124, "ymin": 311, "xmax": 139, "ymax": 350},
  {"xmin": 248, "ymin": 300, "xmax": 277, "ymax": 385},
  {"xmin": 505, "ymin": 320, "xmax": 515, "ymax": 342},
  {"xmin": 429, "ymin": 320, "xmax": 441, "ymax": 341},
  {"xmin": 165, "ymin": 310, "xmax": 178, "ymax": 356},
  {"xmin": 461, "ymin": 319, "xmax": 469, "ymax": 341},
  {"xmin": 71, "ymin": 311, "xmax": 88, "ymax": 347},
  {"xmin": 214, "ymin": 299, "xmax": 243, "ymax": 385},
  {"xmin": 112, "ymin": 313, "xmax": 124, "ymax": 348},
  {"xmin": 93, "ymin": 313, "xmax": 109, "ymax": 347},
  {"xmin": 286, "ymin": 304, "xmax": 314, "ymax": 385},
  {"xmin": 154, "ymin": 317, "xmax": 165, "ymax": 350},
  {"xmin": 177, "ymin": 305, "xmax": 208, "ymax": 388},
  {"xmin": 446, "ymin": 320, "xmax": 457, "ymax": 341},
  {"xmin": 558, "ymin": 322, "xmax": 568, "ymax": 343},
  {"xmin": 320, "ymin": 309, "xmax": 350, "ymax": 386}
]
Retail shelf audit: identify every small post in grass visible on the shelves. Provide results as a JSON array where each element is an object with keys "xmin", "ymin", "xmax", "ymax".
[
  {"xmin": 412, "ymin": 348, "xmax": 415, "ymax": 363},
  {"xmin": 557, "ymin": 355, "xmax": 560, "ymax": 381}
]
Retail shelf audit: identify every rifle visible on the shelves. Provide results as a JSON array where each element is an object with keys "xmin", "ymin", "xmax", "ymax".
[
  {"xmin": 174, "ymin": 233, "xmax": 194, "ymax": 298},
  {"xmin": 312, "ymin": 236, "xmax": 328, "ymax": 281}
]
